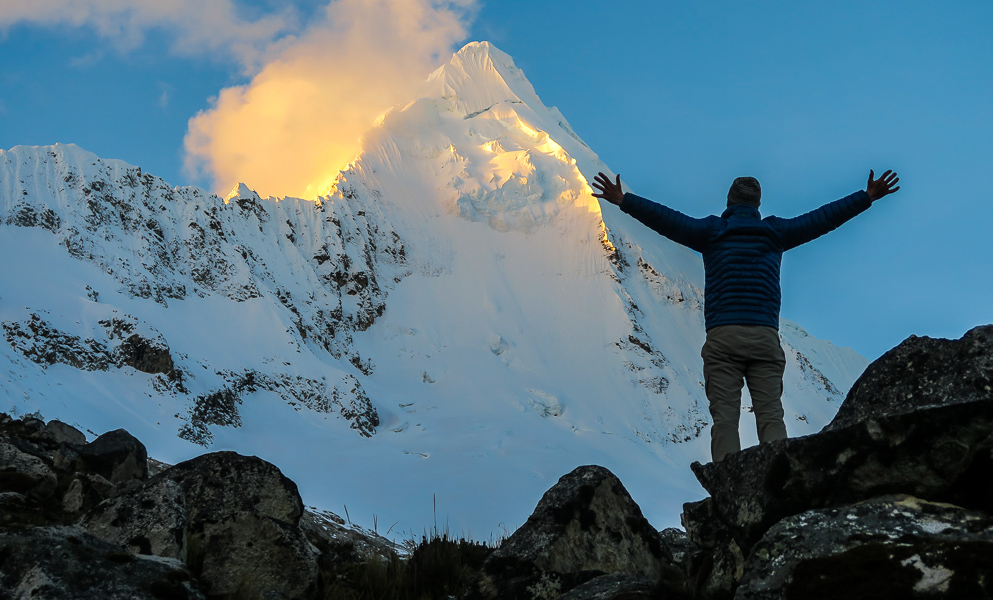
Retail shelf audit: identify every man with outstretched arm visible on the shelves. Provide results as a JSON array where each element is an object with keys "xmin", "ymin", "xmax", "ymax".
[{"xmin": 591, "ymin": 170, "xmax": 900, "ymax": 462}]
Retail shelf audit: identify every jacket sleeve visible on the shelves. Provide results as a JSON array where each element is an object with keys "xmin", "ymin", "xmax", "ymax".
[
  {"xmin": 619, "ymin": 192, "xmax": 712, "ymax": 252},
  {"xmin": 773, "ymin": 191, "xmax": 873, "ymax": 251}
]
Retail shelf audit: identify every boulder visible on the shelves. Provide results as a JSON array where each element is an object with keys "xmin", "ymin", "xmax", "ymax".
[
  {"xmin": 76, "ymin": 429, "xmax": 148, "ymax": 484},
  {"xmin": 686, "ymin": 400, "xmax": 993, "ymax": 549},
  {"xmin": 0, "ymin": 525, "xmax": 204, "ymax": 600},
  {"xmin": 825, "ymin": 325, "xmax": 993, "ymax": 432},
  {"xmin": 473, "ymin": 465, "xmax": 682, "ymax": 600},
  {"xmin": 80, "ymin": 477, "xmax": 187, "ymax": 559},
  {"xmin": 62, "ymin": 473, "xmax": 115, "ymax": 514},
  {"xmin": 44, "ymin": 419, "xmax": 87, "ymax": 445},
  {"xmin": 736, "ymin": 495, "xmax": 993, "ymax": 599},
  {"xmin": 160, "ymin": 451, "xmax": 317, "ymax": 599},
  {"xmin": 0, "ymin": 438, "xmax": 58, "ymax": 501},
  {"xmin": 555, "ymin": 574, "xmax": 666, "ymax": 600}
]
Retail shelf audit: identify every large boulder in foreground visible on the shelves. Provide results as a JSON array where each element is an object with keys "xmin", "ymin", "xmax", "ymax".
[
  {"xmin": 736, "ymin": 495, "xmax": 993, "ymax": 600},
  {"xmin": 473, "ymin": 465, "xmax": 684, "ymax": 600},
  {"xmin": 0, "ymin": 525, "xmax": 204, "ymax": 600},
  {"xmin": 825, "ymin": 324, "xmax": 993, "ymax": 431},
  {"xmin": 159, "ymin": 451, "xmax": 317, "ymax": 599}
]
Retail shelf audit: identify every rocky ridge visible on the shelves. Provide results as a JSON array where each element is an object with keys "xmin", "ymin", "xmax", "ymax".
[{"xmin": 2, "ymin": 325, "xmax": 990, "ymax": 599}]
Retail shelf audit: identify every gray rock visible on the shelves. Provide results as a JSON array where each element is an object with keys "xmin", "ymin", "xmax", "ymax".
[
  {"xmin": 687, "ymin": 400, "xmax": 993, "ymax": 546},
  {"xmin": 45, "ymin": 419, "xmax": 87, "ymax": 445},
  {"xmin": 736, "ymin": 495, "xmax": 993, "ymax": 599},
  {"xmin": 825, "ymin": 324, "xmax": 993, "ymax": 432},
  {"xmin": 161, "ymin": 451, "xmax": 317, "ymax": 599},
  {"xmin": 556, "ymin": 574, "xmax": 664, "ymax": 600},
  {"xmin": 683, "ymin": 400, "xmax": 993, "ymax": 598},
  {"xmin": 80, "ymin": 477, "xmax": 187, "ymax": 559},
  {"xmin": 76, "ymin": 429, "xmax": 148, "ymax": 484},
  {"xmin": 0, "ymin": 438, "xmax": 58, "ymax": 500},
  {"xmin": 0, "ymin": 525, "xmax": 204, "ymax": 600},
  {"xmin": 62, "ymin": 473, "xmax": 115, "ymax": 514},
  {"xmin": 473, "ymin": 465, "xmax": 682, "ymax": 600}
]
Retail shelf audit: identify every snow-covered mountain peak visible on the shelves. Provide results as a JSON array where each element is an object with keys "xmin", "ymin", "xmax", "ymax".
[
  {"xmin": 225, "ymin": 182, "xmax": 259, "ymax": 202},
  {"xmin": 423, "ymin": 41, "xmax": 541, "ymax": 117}
]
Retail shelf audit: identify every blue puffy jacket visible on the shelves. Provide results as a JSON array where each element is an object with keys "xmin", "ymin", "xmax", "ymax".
[{"xmin": 620, "ymin": 190, "xmax": 873, "ymax": 330}]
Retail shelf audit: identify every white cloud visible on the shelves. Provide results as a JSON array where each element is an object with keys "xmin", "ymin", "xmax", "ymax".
[
  {"xmin": 183, "ymin": 0, "xmax": 477, "ymax": 199},
  {"xmin": 0, "ymin": 0, "xmax": 300, "ymax": 73}
]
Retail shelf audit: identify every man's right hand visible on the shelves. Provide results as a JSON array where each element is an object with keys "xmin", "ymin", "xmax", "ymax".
[
  {"xmin": 592, "ymin": 172, "xmax": 625, "ymax": 206},
  {"xmin": 867, "ymin": 169, "xmax": 900, "ymax": 202}
]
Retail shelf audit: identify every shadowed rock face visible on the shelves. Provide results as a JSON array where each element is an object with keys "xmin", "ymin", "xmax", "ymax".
[
  {"xmin": 825, "ymin": 324, "xmax": 993, "ymax": 431},
  {"xmin": 76, "ymin": 429, "xmax": 148, "ymax": 485},
  {"xmin": 472, "ymin": 465, "xmax": 687, "ymax": 600},
  {"xmin": 736, "ymin": 495, "xmax": 993, "ymax": 600},
  {"xmin": 0, "ymin": 526, "xmax": 205, "ymax": 600}
]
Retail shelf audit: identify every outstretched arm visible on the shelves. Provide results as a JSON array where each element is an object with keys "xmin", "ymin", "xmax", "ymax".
[
  {"xmin": 776, "ymin": 169, "xmax": 899, "ymax": 250},
  {"xmin": 591, "ymin": 172, "xmax": 625, "ymax": 206},
  {"xmin": 866, "ymin": 169, "xmax": 900, "ymax": 202},
  {"xmin": 592, "ymin": 171, "xmax": 712, "ymax": 252}
]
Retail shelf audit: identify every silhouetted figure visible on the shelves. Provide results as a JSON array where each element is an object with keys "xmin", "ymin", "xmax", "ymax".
[{"xmin": 592, "ymin": 170, "xmax": 900, "ymax": 462}]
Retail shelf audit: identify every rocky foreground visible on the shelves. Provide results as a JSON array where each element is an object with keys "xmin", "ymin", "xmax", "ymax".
[{"xmin": 2, "ymin": 325, "xmax": 992, "ymax": 599}]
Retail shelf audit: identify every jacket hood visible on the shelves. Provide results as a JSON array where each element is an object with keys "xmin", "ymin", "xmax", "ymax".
[{"xmin": 721, "ymin": 204, "xmax": 761, "ymax": 220}]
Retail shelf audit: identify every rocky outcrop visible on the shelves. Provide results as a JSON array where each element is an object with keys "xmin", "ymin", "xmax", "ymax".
[
  {"xmin": 4, "ymin": 325, "xmax": 991, "ymax": 599},
  {"xmin": 826, "ymin": 324, "xmax": 993, "ymax": 430},
  {"xmin": 682, "ymin": 326, "xmax": 993, "ymax": 598},
  {"xmin": 736, "ymin": 495, "xmax": 993, "ymax": 599},
  {"xmin": 472, "ymin": 465, "xmax": 689, "ymax": 600},
  {"xmin": 0, "ymin": 413, "xmax": 390, "ymax": 600},
  {"xmin": 0, "ymin": 526, "xmax": 205, "ymax": 600}
]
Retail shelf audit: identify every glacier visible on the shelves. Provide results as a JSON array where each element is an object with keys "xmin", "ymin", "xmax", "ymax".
[{"xmin": 0, "ymin": 41, "xmax": 867, "ymax": 539}]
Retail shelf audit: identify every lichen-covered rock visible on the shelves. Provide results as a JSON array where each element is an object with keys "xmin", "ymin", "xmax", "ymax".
[
  {"xmin": 736, "ymin": 495, "xmax": 993, "ymax": 599},
  {"xmin": 683, "ymin": 398, "xmax": 993, "ymax": 598},
  {"xmin": 161, "ymin": 451, "xmax": 317, "ymax": 599},
  {"xmin": 80, "ymin": 477, "xmax": 187, "ymax": 559},
  {"xmin": 825, "ymin": 325, "xmax": 993, "ymax": 432},
  {"xmin": 76, "ymin": 429, "xmax": 148, "ymax": 484},
  {"xmin": 0, "ymin": 525, "xmax": 204, "ymax": 600},
  {"xmin": 555, "ymin": 574, "xmax": 667, "ymax": 600},
  {"xmin": 687, "ymin": 400, "xmax": 993, "ymax": 548},
  {"xmin": 473, "ymin": 465, "xmax": 681, "ymax": 600},
  {"xmin": 0, "ymin": 438, "xmax": 58, "ymax": 500}
]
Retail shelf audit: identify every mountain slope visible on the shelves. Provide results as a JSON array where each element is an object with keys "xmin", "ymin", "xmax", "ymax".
[{"xmin": 0, "ymin": 41, "xmax": 868, "ymax": 537}]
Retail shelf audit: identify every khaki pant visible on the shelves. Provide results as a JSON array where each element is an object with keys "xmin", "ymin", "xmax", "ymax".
[{"xmin": 702, "ymin": 325, "xmax": 787, "ymax": 462}]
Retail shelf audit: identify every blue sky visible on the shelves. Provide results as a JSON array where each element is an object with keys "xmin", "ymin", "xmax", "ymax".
[{"xmin": 1, "ymin": 1, "xmax": 991, "ymax": 360}]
